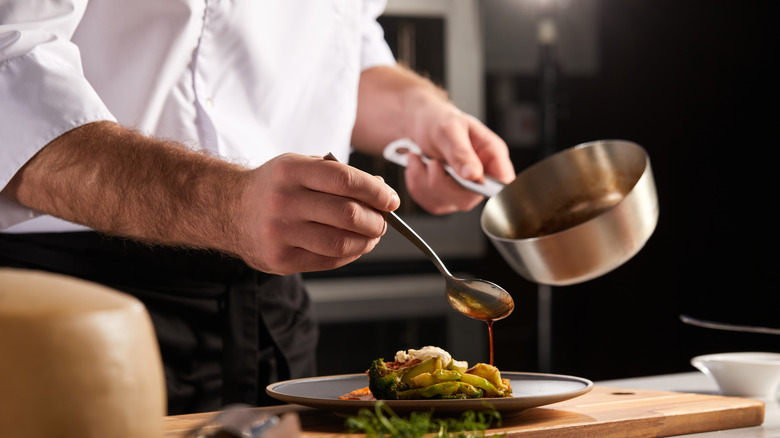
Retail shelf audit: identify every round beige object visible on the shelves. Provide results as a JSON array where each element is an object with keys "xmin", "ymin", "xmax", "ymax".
[{"xmin": 0, "ymin": 268, "xmax": 166, "ymax": 438}]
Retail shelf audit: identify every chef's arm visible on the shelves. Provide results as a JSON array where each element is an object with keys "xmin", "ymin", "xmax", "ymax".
[
  {"xmin": 351, "ymin": 64, "xmax": 449, "ymax": 154},
  {"xmin": 1, "ymin": 121, "xmax": 400, "ymax": 275},
  {"xmin": 351, "ymin": 64, "xmax": 515, "ymax": 214},
  {"xmin": 2, "ymin": 121, "xmax": 250, "ymax": 250}
]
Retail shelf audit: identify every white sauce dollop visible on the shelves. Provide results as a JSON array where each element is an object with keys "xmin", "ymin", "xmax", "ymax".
[{"xmin": 394, "ymin": 346, "xmax": 468, "ymax": 369}]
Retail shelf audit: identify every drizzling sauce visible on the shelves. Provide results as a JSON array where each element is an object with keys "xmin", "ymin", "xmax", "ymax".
[
  {"xmin": 487, "ymin": 319, "xmax": 495, "ymax": 366},
  {"xmin": 445, "ymin": 282, "xmax": 511, "ymax": 366}
]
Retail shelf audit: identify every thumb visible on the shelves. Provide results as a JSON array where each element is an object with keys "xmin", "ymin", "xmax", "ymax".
[{"xmin": 437, "ymin": 128, "xmax": 485, "ymax": 182}]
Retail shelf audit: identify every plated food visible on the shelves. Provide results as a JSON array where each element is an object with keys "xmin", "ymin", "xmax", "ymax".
[
  {"xmin": 340, "ymin": 346, "xmax": 512, "ymax": 401},
  {"xmin": 267, "ymin": 371, "xmax": 593, "ymax": 416}
]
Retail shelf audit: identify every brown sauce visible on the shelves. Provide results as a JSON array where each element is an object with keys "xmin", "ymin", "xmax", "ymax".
[
  {"xmin": 487, "ymin": 320, "xmax": 495, "ymax": 366},
  {"xmin": 512, "ymin": 191, "xmax": 625, "ymax": 239}
]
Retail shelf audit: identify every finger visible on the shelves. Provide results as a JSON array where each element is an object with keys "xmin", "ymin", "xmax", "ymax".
[
  {"xmin": 248, "ymin": 218, "xmax": 380, "ymax": 275},
  {"xmin": 431, "ymin": 116, "xmax": 485, "ymax": 182},
  {"xmin": 309, "ymin": 158, "xmax": 400, "ymax": 213},
  {"xmin": 267, "ymin": 246, "xmax": 363, "ymax": 275},
  {"xmin": 405, "ymin": 154, "xmax": 483, "ymax": 215},
  {"xmin": 283, "ymin": 220, "xmax": 381, "ymax": 260},
  {"xmin": 424, "ymin": 159, "xmax": 484, "ymax": 211},
  {"xmin": 289, "ymin": 188, "xmax": 389, "ymax": 240},
  {"xmin": 466, "ymin": 116, "xmax": 516, "ymax": 183}
]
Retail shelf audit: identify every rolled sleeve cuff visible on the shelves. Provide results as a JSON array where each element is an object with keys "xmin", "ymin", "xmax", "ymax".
[{"xmin": 0, "ymin": 42, "xmax": 116, "ymax": 229}]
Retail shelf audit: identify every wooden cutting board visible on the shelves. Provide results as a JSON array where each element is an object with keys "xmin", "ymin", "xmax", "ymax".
[{"xmin": 163, "ymin": 385, "xmax": 765, "ymax": 437}]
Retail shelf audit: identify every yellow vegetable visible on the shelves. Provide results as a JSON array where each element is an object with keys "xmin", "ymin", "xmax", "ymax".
[
  {"xmin": 410, "ymin": 372, "xmax": 437, "ymax": 388},
  {"xmin": 467, "ymin": 363, "xmax": 509, "ymax": 392},
  {"xmin": 399, "ymin": 357, "xmax": 439, "ymax": 385},
  {"xmin": 460, "ymin": 373, "xmax": 502, "ymax": 397},
  {"xmin": 432, "ymin": 369, "xmax": 461, "ymax": 382}
]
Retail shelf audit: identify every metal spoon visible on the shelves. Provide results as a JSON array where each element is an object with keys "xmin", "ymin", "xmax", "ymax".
[
  {"xmin": 387, "ymin": 211, "xmax": 515, "ymax": 321},
  {"xmin": 680, "ymin": 314, "xmax": 780, "ymax": 336},
  {"xmin": 323, "ymin": 153, "xmax": 514, "ymax": 322}
]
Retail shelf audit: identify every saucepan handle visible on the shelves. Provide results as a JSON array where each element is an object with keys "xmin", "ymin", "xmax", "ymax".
[{"xmin": 382, "ymin": 138, "xmax": 505, "ymax": 198}]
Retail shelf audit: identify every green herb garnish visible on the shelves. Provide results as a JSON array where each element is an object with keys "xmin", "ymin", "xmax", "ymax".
[{"xmin": 344, "ymin": 401, "xmax": 506, "ymax": 437}]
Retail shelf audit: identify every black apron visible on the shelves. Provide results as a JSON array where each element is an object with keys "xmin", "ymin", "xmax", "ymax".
[{"xmin": 0, "ymin": 231, "xmax": 318, "ymax": 415}]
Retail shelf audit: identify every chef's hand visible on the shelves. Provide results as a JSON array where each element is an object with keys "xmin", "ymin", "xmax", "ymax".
[
  {"xmin": 352, "ymin": 65, "xmax": 515, "ymax": 215},
  {"xmin": 403, "ymin": 105, "xmax": 515, "ymax": 215},
  {"xmin": 236, "ymin": 153, "xmax": 400, "ymax": 275}
]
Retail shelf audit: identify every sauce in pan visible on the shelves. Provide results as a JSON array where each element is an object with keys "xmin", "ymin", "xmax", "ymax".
[{"xmin": 513, "ymin": 190, "xmax": 626, "ymax": 239}]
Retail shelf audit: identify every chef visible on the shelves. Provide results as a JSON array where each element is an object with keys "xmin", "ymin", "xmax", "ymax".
[{"xmin": 0, "ymin": 0, "xmax": 515, "ymax": 414}]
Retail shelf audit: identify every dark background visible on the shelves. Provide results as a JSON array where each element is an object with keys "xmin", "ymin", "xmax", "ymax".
[{"xmin": 477, "ymin": 0, "xmax": 778, "ymax": 380}]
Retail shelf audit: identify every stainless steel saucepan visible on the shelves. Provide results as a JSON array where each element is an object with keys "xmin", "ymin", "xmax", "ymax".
[{"xmin": 383, "ymin": 139, "xmax": 659, "ymax": 286}]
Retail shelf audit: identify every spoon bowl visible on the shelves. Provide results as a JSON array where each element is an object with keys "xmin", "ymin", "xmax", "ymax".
[
  {"xmin": 387, "ymin": 211, "xmax": 514, "ymax": 322},
  {"xmin": 446, "ymin": 277, "xmax": 514, "ymax": 321}
]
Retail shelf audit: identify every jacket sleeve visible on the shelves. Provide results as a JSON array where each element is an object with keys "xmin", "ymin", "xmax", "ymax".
[
  {"xmin": 360, "ymin": 0, "xmax": 397, "ymax": 71},
  {"xmin": 0, "ymin": 0, "xmax": 116, "ymax": 229}
]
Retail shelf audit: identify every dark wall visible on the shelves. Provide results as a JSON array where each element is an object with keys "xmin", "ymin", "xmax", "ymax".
[{"xmin": 479, "ymin": 0, "xmax": 778, "ymax": 380}]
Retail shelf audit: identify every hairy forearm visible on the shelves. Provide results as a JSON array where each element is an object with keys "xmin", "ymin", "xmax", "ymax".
[
  {"xmin": 2, "ymin": 121, "xmax": 248, "ymax": 254},
  {"xmin": 351, "ymin": 64, "xmax": 449, "ymax": 155}
]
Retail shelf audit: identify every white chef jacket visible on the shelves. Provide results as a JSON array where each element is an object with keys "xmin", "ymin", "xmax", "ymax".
[{"xmin": 0, "ymin": 0, "xmax": 396, "ymax": 233}]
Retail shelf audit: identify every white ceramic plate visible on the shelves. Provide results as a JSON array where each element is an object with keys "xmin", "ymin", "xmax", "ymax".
[{"xmin": 266, "ymin": 372, "xmax": 593, "ymax": 416}]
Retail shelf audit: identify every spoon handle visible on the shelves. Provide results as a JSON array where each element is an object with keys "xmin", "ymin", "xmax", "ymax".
[
  {"xmin": 322, "ymin": 152, "xmax": 452, "ymax": 278},
  {"xmin": 680, "ymin": 314, "xmax": 780, "ymax": 336},
  {"xmin": 386, "ymin": 211, "xmax": 452, "ymax": 278}
]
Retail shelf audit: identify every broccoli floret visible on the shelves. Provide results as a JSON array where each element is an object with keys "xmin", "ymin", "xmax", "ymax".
[{"xmin": 368, "ymin": 358, "xmax": 408, "ymax": 400}]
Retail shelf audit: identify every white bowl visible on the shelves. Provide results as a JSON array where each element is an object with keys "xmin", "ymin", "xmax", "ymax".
[{"xmin": 691, "ymin": 352, "xmax": 780, "ymax": 398}]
